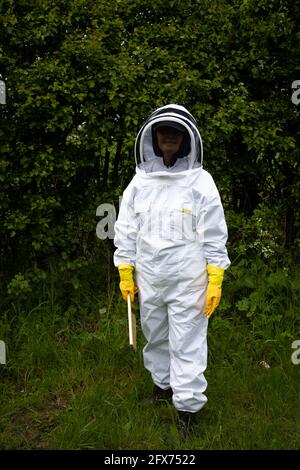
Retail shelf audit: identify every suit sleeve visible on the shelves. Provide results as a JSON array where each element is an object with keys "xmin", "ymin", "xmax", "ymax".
[
  {"xmin": 197, "ymin": 175, "xmax": 231, "ymax": 270},
  {"xmin": 113, "ymin": 181, "xmax": 138, "ymax": 268}
]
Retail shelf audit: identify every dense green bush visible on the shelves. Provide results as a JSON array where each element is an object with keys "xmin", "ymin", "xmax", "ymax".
[{"xmin": 0, "ymin": 0, "xmax": 299, "ymax": 297}]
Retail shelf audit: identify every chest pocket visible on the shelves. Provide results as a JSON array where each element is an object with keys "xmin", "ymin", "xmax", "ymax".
[
  {"xmin": 134, "ymin": 185, "xmax": 160, "ymax": 214},
  {"xmin": 167, "ymin": 202, "xmax": 197, "ymax": 241},
  {"xmin": 134, "ymin": 197, "xmax": 151, "ymax": 214},
  {"xmin": 133, "ymin": 193, "xmax": 152, "ymax": 232}
]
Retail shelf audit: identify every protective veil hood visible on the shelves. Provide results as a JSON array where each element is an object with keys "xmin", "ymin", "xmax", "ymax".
[{"xmin": 134, "ymin": 104, "xmax": 203, "ymax": 174}]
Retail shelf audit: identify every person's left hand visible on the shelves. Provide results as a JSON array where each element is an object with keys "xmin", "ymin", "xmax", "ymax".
[
  {"xmin": 204, "ymin": 265, "xmax": 224, "ymax": 318},
  {"xmin": 204, "ymin": 283, "xmax": 222, "ymax": 318}
]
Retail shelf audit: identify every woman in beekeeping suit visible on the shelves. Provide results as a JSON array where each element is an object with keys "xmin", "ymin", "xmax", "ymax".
[{"xmin": 113, "ymin": 104, "xmax": 230, "ymax": 438}]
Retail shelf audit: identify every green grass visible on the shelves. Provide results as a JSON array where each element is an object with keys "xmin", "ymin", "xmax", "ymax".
[{"xmin": 1, "ymin": 264, "xmax": 300, "ymax": 450}]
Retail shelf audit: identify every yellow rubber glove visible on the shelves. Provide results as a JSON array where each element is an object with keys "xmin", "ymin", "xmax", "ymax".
[
  {"xmin": 204, "ymin": 264, "xmax": 225, "ymax": 318},
  {"xmin": 118, "ymin": 264, "xmax": 138, "ymax": 303}
]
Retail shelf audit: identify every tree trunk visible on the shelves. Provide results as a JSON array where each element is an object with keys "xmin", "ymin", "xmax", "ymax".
[
  {"xmin": 102, "ymin": 145, "xmax": 110, "ymax": 189},
  {"xmin": 112, "ymin": 134, "xmax": 123, "ymax": 187}
]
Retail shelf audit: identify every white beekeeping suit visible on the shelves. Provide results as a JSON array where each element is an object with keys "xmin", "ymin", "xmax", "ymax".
[{"xmin": 114, "ymin": 104, "xmax": 230, "ymax": 413}]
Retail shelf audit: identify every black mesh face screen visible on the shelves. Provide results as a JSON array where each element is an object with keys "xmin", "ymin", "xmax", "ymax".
[{"xmin": 151, "ymin": 125, "xmax": 191, "ymax": 160}]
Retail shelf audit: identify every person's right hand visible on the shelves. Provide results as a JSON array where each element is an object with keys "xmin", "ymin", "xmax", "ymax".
[{"xmin": 118, "ymin": 264, "xmax": 138, "ymax": 303}]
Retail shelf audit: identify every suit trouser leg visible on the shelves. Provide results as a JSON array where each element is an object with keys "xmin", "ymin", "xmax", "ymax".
[
  {"xmin": 167, "ymin": 285, "xmax": 208, "ymax": 412},
  {"xmin": 136, "ymin": 272, "xmax": 170, "ymax": 390}
]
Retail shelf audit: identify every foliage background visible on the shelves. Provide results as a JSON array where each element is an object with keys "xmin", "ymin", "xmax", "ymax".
[{"xmin": 0, "ymin": 0, "xmax": 300, "ymax": 450}]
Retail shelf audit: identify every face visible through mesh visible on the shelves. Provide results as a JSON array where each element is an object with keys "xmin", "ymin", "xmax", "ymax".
[{"xmin": 152, "ymin": 125, "xmax": 191, "ymax": 167}]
